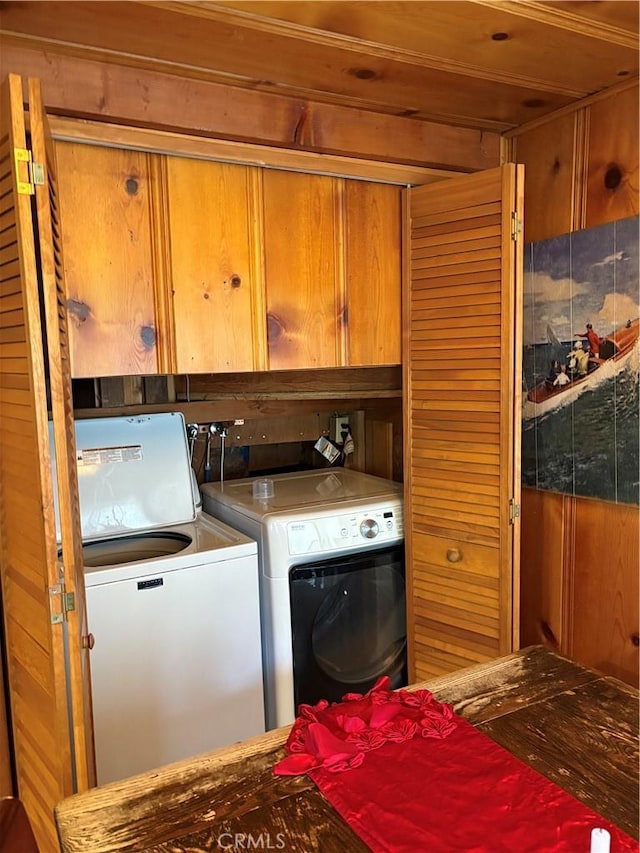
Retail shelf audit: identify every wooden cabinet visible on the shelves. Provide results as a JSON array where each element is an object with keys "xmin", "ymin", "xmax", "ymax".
[
  {"xmin": 165, "ymin": 158, "xmax": 266, "ymax": 373},
  {"xmin": 262, "ymin": 170, "xmax": 403, "ymax": 370},
  {"xmin": 262, "ymin": 170, "xmax": 342, "ymax": 369},
  {"xmin": 344, "ymin": 181, "xmax": 402, "ymax": 366},
  {"xmin": 56, "ymin": 144, "xmax": 403, "ymax": 377},
  {"xmin": 55, "ymin": 142, "xmax": 161, "ymax": 378},
  {"xmin": 404, "ymin": 165, "xmax": 524, "ymax": 681}
]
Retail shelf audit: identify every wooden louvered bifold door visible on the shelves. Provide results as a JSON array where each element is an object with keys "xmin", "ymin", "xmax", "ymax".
[
  {"xmin": 0, "ymin": 73, "xmax": 90, "ymax": 851},
  {"xmin": 404, "ymin": 165, "xmax": 523, "ymax": 682},
  {"xmin": 28, "ymin": 77, "xmax": 94, "ymax": 793}
]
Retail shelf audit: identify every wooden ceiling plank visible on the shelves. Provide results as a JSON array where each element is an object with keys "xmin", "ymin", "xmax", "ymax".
[
  {"xmin": 1, "ymin": 1, "xmax": 635, "ymax": 144},
  {"xmin": 474, "ymin": 0, "xmax": 639, "ymax": 49},
  {"xmin": 2, "ymin": 1, "xmax": 634, "ymax": 130},
  {"xmin": 164, "ymin": 0, "xmax": 639, "ymax": 91}
]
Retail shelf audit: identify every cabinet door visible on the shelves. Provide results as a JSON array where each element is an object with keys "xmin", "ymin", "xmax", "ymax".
[
  {"xmin": 344, "ymin": 181, "xmax": 402, "ymax": 366},
  {"xmin": 404, "ymin": 164, "xmax": 524, "ymax": 681},
  {"xmin": 263, "ymin": 170, "xmax": 342, "ymax": 369},
  {"xmin": 55, "ymin": 142, "xmax": 159, "ymax": 377},
  {"xmin": 166, "ymin": 158, "xmax": 266, "ymax": 373}
]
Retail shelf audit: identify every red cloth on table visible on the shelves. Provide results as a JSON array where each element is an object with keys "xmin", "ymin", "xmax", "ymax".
[{"xmin": 274, "ymin": 677, "xmax": 639, "ymax": 853}]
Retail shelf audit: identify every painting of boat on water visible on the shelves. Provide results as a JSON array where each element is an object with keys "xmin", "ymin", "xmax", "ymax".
[{"xmin": 522, "ymin": 215, "xmax": 639, "ymax": 506}]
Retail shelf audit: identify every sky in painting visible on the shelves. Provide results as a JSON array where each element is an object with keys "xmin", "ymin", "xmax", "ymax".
[{"xmin": 523, "ymin": 216, "xmax": 639, "ymax": 346}]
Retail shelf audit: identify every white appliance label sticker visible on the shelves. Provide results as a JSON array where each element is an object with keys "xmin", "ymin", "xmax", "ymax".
[
  {"xmin": 288, "ymin": 522, "xmax": 320, "ymax": 555},
  {"xmin": 77, "ymin": 445, "xmax": 143, "ymax": 466}
]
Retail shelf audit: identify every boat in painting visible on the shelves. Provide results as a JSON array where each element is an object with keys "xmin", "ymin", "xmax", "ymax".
[{"xmin": 523, "ymin": 318, "xmax": 639, "ymax": 420}]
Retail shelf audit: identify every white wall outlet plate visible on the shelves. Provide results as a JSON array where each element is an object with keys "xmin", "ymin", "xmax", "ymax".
[{"xmin": 330, "ymin": 414, "xmax": 350, "ymax": 444}]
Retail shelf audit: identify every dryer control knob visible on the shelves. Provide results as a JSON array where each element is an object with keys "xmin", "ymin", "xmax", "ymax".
[{"xmin": 360, "ymin": 519, "xmax": 379, "ymax": 539}]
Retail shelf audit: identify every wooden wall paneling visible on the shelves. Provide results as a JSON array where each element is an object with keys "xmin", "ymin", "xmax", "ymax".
[
  {"xmin": 511, "ymin": 112, "xmax": 581, "ymax": 244},
  {"xmin": 0, "ymin": 44, "xmax": 501, "ymax": 174},
  {"xmin": 262, "ymin": 171, "xmax": 343, "ymax": 370},
  {"xmin": 0, "ymin": 73, "xmax": 75, "ymax": 853},
  {"xmin": 54, "ymin": 142, "xmax": 159, "ymax": 377},
  {"xmin": 186, "ymin": 365, "xmax": 402, "ymax": 395},
  {"xmin": 165, "ymin": 158, "xmax": 266, "ymax": 373},
  {"xmin": 404, "ymin": 165, "xmax": 523, "ymax": 681},
  {"xmin": 568, "ymin": 498, "xmax": 639, "ymax": 686},
  {"xmin": 507, "ymin": 80, "xmax": 639, "ymax": 687},
  {"xmin": 365, "ymin": 419, "xmax": 394, "ymax": 481},
  {"xmin": 585, "ymin": 85, "xmax": 640, "ymax": 228},
  {"xmin": 346, "ymin": 409, "xmax": 367, "ymax": 473},
  {"xmin": 343, "ymin": 181, "xmax": 402, "ymax": 366},
  {"xmin": 148, "ymin": 154, "xmax": 175, "ymax": 374},
  {"xmin": 73, "ymin": 395, "xmax": 402, "ymax": 427},
  {"xmin": 519, "ymin": 486, "xmax": 566, "ymax": 650}
]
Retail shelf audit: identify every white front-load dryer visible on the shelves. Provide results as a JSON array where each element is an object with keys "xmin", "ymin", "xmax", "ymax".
[{"xmin": 201, "ymin": 469, "xmax": 405, "ymax": 731}]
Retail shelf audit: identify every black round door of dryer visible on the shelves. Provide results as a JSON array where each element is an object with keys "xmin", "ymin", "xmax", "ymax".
[{"xmin": 289, "ymin": 544, "xmax": 407, "ymax": 711}]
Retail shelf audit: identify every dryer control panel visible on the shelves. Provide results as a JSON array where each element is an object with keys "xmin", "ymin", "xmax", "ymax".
[{"xmin": 286, "ymin": 505, "xmax": 403, "ymax": 556}]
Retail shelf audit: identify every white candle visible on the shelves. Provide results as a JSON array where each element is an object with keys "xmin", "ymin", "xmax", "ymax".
[{"xmin": 590, "ymin": 827, "xmax": 611, "ymax": 853}]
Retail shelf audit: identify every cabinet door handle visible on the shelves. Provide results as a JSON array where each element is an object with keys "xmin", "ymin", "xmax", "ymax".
[
  {"xmin": 446, "ymin": 548, "xmax": 462, "ymax": 563},
  {"xmin": 82, "ymin": 633, "xmax": 95, "ymax": 650}
]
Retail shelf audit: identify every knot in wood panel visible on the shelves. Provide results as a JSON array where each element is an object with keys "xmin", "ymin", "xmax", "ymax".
[
  {"xmin": 267, "ymin": 313, "xmax": 283, "ymax": 343},
  {"xmin": 349, "ymin": 67, "xmax": 379, "ymax": 80},
  {"xmin": 66, "ymin": 299, "xmax": 90, "ymax": 325},
  {"xmin": 139, "ymin": 325, "xmax": 156, "ymax": 349},
  {"xmin": 125, "ymin": 176, "xmax": 139, "ymax": 195},
  {"xmin": 604, "ymin": 164, "xmax": 623, "ymax": 190}
]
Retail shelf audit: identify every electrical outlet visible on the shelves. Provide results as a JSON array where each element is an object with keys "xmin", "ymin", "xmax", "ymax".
[{"xmin": 330, "ymin": 415, "xmax": 350, "ymax": 444}]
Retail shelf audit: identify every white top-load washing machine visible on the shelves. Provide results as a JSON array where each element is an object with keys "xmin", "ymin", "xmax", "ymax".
[
  {"xmin": 200, "ymin": 469, "xmax": 405, "ymax": 730},
  {"xmin": 51, "ymin": 412, "xmax": 265, "ymax": 785}
]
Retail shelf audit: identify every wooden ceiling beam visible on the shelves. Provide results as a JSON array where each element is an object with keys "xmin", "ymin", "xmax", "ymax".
[{"xmin": 0, "ymin": 42, "xmax": 500, "ymax": 173}]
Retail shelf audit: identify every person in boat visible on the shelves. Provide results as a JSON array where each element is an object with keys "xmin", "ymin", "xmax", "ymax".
[
  {"xmin": 546, "ymin": 360, "xmax": 561, "ymax": 384},
  {"xmin": 575, "ymin": 323, "xmax": 602, "ymax": 357},
  {"xmin": 568, "ymin": 340, "xmax": 589, "ymax": 377},
  {"xmin": 553, "ymin": 363, "xmax": 571, "ymax": 387}
]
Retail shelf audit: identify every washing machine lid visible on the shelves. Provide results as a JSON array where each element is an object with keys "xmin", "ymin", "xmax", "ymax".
[
  {"xmin": 50, "ymin": 412, "xmax": 196, "ymax": 541},
  {"xmin": 201, "ymin": 469, "xmax": 402, "ymax": 521}
]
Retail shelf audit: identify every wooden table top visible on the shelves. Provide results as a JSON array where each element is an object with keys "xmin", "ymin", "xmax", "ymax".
[{"xmin": 55, "ymin": 646, "xmax": 639, "ymax": 852}]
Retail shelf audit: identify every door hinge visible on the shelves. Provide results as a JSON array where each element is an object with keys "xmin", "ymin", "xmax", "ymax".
[
  {"xmin": 509, "ymin": 499, "xmax": 520, "ymax": 524},
  {"xmin": 14, "ymin": 147, "xmax": 45, "ymax": 195},
  {"xmin": 49, "ymin": 583, "xmax": 76, "ymax": 625},
  {"xmin": 511, "ymin": 211, "xmax": 522, "ymax": 241}
]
